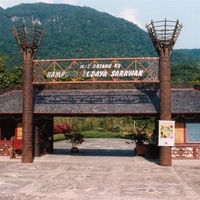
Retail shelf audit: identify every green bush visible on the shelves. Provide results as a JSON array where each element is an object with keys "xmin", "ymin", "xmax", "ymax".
[{"xmin": 53, "ymin": 133, "xmax": 66, "ymax": 142}]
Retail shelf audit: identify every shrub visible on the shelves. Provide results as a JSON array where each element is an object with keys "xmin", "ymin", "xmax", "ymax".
[
  {"xmin": 64, "ymin": 130, "xmax": 84, "ymax": 147},
  {"xmin": 53, "ymin": 124, "xmax": 71, "ymax": 134}
]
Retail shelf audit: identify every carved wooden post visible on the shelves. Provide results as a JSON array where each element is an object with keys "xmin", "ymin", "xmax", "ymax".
[
  {"xmin": 13, "ymin": 25, "xmax": 45, "ymax": 163},
  {"xmin": 22, "ymin": 58, "xmax": 34, "ymax": 162},
  {"xmin": 146, "ymin": 19, "xmax": 182, "ymax": 166}
]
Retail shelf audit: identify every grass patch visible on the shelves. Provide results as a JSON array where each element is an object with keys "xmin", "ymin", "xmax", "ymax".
[
  {"xmin": 53, "ymin": 131, "xmax": 126, "ymax": 142},
  {"xmin": 53, "ymin": 133, "xmax": 66, "ymax": 142}
]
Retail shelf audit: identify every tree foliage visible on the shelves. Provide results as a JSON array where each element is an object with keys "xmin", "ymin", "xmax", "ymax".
[
  {"xmin": 0, "ymin": 68, "xmax": 11, "ymax": 90},
  {"xmin": 0, "ymin": 56, "xmax": 23, "ymax": 90},
  {"xmin": 0, "ymin": 56, "xmax": 11, "ymax": 90},
  {"xmin": 171, "ymin": 62, "xmax": 200, "ymax": 83}
]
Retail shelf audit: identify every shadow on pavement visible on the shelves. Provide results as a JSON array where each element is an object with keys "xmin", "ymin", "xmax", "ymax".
[
  {"xmin": 53, "ymin": 148, "xmax": 135, "ymax": 157},
  {"xmin": 53, "ymin": 148, "xmax": 160, "ymax": 164}
]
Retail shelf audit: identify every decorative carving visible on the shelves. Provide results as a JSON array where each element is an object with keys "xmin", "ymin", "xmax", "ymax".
[
  {"xmin": 196, "ymin": 147, "xmax": 200, "ymax": 158},
  {"xmin": 0, "ymin": 144, "xmax": 7, "ymax": 156},
  {"xmin": 0, "ymin": 143, "xmax": 13, "ymax": 156},
  {"xmin": 172, "ymin": 147, "xmax": 194, "ymax": 159}
]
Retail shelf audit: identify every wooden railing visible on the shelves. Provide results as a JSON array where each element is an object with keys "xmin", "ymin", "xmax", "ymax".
[
  {"xmin": 0, "ymin": 140, "xmax": 13, "ymax": 156},
  {"xmin": 0, "ymin": 139, "xmax": 22, "ymax": 156},
  {"xmin": 172, "ymin": 145, "xmax": 200, "ymax": 159}
]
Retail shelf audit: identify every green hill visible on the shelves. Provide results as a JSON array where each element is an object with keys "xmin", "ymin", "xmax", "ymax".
[
  {"xmin": 1, "ymin": 3, "xmax": 157, "ymax": 68},
  {"xmin": 0, "ymin": 3, "xmax": 199, "ymax": 83}
]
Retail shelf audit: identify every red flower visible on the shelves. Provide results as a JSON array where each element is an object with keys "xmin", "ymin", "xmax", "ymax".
[{"xmin": 53, "ymin": 124, "xmax": 71, "ymax": 134}]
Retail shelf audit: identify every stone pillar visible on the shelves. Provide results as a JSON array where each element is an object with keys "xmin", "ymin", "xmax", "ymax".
[{"xmin": 22, "ymin": 59, "xmax": 34, "ymax": 163}]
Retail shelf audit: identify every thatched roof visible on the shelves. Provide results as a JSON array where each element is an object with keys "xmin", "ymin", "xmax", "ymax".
[{"xmin": 0, "ymin": 88, "xmax": 199, "ymax": 115}]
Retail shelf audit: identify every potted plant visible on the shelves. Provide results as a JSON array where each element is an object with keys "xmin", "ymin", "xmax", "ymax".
[
  {"xmin": 127, "ymin": 132, "xmax": 149, "ymax": 145},
  {"xmin": 64, "ymin": 130, "xmax": 84, "ymax": 153},
  {"xmin": 53, "ymin": 124, "xmax": 84, "ymax": 153},
  {"xmin": 127, "ymin": 120, "xmax": 151, "ymax": 156},
  {"xmin": 127, "ymin": 132, "xmax": 150, "ymax": 156}
]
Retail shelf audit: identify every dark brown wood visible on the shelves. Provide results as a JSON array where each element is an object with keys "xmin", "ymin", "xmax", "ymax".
[
  {"xmin": 22, "ymin": 59, "xmax": 34, "ymax": 163},
  {"xmin": 34, "ymin": 125, "xmax": 40, "ymax": 157},
  {"xmin": 146, "ymin": 19, "xmax": 182, "ymax": 166},
  {"xmin": 33, "ymin": 80, "xmax": 160, "ymax": 84},
  {"xmin": 13, "ymin": 25, "xmax": 45, "ymax": 163},
  {"xmin": 159, "ymin": 146, "xmax": 172, "ymax": 166},
  {"xmin": 159, "ymin": 53, "xmax": 172, "ymax": 165},
  {"xmin": 46, "ymin": 118, "xmax": 54, "ymax": 154},
  {"xmin": 159, "ymin": 54, "xmax": 171, "ymax": 121}
]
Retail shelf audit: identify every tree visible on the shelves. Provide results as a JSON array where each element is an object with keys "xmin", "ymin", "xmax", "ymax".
[
  {"xmin": 0, "ymin": 56, "xmax": 11, "ymax": 90},
  {"xmin": 10, "ymin": 66, "xmax": 23, "ymax": 85}
]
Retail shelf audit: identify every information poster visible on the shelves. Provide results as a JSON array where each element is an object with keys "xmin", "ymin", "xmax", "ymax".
[{"xmin": 158, "ymin": 120, "xmax": 175, "ymax": 146}]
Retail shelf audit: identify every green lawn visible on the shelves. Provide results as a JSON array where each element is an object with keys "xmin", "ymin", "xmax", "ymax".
[
  {"xmin": 53, "ymin": 131, "xmax": 125, "ymax": 142},
  {"xmin": 81, "ymin": 131, "xmax": 125, "ymax": 138}
]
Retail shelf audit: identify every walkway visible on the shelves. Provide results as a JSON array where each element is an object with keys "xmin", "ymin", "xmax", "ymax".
[{"xmin": 0, "ymin": 138, "xmax": 200, "ymax": 200}]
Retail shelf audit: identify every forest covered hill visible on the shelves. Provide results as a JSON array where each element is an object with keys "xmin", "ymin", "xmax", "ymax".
[
  {"xmin": 0, "ymin": 3, "xmax": 156, "ymax": 66},
  {"xmin": 0, "ymin": 3, "xmax": 200, "ymax": 83}
]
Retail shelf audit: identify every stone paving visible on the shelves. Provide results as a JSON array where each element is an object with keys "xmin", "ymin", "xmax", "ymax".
[{"xmin": 0, "ymin": 138, "xmax": 200, "ymax": 200}]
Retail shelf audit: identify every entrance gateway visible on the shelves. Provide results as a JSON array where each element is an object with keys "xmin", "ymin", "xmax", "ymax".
[{"xmin": 1, "ymin": 19, "xmax": 186, "ymax": 165}]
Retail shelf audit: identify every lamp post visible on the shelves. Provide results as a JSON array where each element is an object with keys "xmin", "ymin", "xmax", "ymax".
[
  {"xmin": 146, "ymin": 19, "xmax": 182, "ymax": 166},
  {"xmin": 13, "ymin": 25, "xmax": 45, "ymax": 163}
]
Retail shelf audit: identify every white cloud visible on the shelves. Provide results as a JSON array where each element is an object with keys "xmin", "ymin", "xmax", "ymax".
[
  {"xmin": 119, "ymin": 7, "xmax": 143, "ymax": 29},
  {"xmin": 0, "ymin": 2, "xmax": 9, "ymax": 8}
]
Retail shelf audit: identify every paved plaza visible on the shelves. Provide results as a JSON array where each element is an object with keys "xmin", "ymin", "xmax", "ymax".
[{"xmin": 0, "ymin": 138, "xmax": 200, "ymax": 200}]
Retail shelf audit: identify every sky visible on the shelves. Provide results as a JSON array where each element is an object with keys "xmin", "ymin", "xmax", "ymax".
[{"xmin": 0, "ymin": 0, "xmax": 199, "ymax": 49}]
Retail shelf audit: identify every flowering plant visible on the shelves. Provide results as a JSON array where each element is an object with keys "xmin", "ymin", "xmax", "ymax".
[
  {"xmin": 53, "ymin": 123, "xmax": 84, "ymax": 148},
  {"xmin": 53, "ymin": 124, "xmax": 71, "ymax": 134}
]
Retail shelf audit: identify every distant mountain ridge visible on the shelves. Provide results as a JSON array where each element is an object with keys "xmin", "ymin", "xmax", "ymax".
[{"xmin": 0, "ymin": 3, "xmax": 199, "ymax": 70}]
